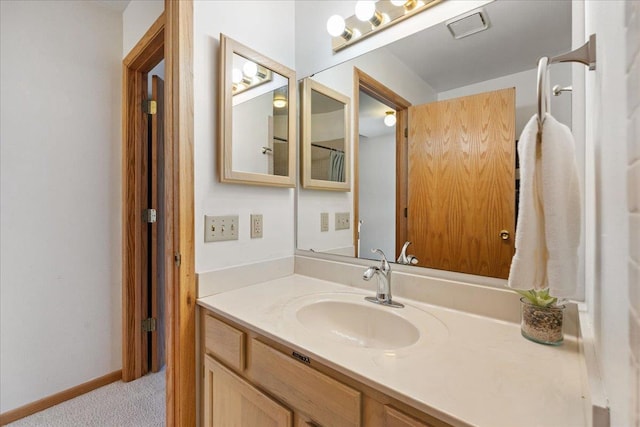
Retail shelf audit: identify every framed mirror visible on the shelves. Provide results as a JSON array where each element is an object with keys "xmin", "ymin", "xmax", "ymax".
[
  {"xmin": 219, "ymin": 34, "xmax": 296, "ymax": 187},
  {"xmin": 296, "ymin": 1, "xmax": 578, "ymax": 281},
  {"xmin": 301, "ymin": 78, "xmax": 351, "ymax": 191}
]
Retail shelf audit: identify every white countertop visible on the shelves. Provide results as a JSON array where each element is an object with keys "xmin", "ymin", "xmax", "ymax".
[{"xmin": 198, "ymin": 274, "xmax": 587, "ymax": 427}]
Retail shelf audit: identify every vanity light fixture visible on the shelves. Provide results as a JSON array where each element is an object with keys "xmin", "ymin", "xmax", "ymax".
[
  {"xmin": 390, "ymin": 0, "xmax": 419, "ymax": 11},
  {"xmin": 326, "ymin": 15, "xmax": 354, "ymax": 41},
  {"xmin": 232, "ymin": 59, "xmax": 272, "ymax": 95},
  {"xmin": 327, "ymin": 0, "xmax": 440, "ymax": 52},
  {"xmin": 384, "ymin": 111, "xmax": 396, "ymax": 127},
  {"xmin": 355, "ymin": 1, "xmax": 384, "ymax": 27}
]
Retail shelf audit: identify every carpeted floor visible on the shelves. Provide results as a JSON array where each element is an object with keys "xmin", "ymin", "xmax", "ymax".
[{"xmin": 8, "ymin": 369, "xmax": 166, "ymax": 427}]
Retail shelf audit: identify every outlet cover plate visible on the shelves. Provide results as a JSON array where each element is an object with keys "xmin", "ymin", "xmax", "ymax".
[
  {"xmin": 250, "ymin": 214, "xmax": 263, "ymax": 238},
  {"xmin": 204, "ymin": 215, "xmax": 239, "ymax": 242},
  {"xmin": 320, "ymin": 212, "xmax": 329, "ymax": 232},
  {"xmin": 335, "ymin": 212, "xmax": 350, "ymax": 230}
]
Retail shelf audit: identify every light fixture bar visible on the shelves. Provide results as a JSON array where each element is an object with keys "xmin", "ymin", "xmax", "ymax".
[
  {"xmin": 330, "ymin": 0, "xmax": 442, "ymax": 52},
  {"xmin": 231, "ymin": 63, "xmax": 273, "ymax": 95}
]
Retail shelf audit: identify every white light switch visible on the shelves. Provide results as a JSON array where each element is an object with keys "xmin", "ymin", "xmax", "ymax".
[
  {"xmin": 204, "ymin": 215, "xmax": 239, "ymax": 242},
  {"xmin": 335, "ymin": 212, "xmax": 350, "ymax": 230}
]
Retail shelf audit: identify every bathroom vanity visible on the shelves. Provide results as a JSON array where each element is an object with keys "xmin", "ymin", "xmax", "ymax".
[{"xmin": 197, "ymin": 266, "xmax": 590, "ymax": 427}]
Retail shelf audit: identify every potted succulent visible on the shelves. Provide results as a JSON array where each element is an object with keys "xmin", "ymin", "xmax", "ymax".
[{"xmin": 515, "ymin": 289, "xmax": 565, "ymax": 345}]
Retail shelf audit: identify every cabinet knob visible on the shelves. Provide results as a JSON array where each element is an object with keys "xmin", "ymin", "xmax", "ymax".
[{"xmin": 500, "ymin": 230, "xmax": 510, "ymax": 240}]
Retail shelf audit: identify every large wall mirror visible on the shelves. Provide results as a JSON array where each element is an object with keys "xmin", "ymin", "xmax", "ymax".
[
  {"xmin": 296, "ymin": 1, "xmax": 577, "ymax": 280},
  {"xmin": 219, "ymin": 34, "xmax": 296, "ymax": 187},
  {"xmin": 301, "ymin": 78, "xmax": 351, "ymax": 191}
]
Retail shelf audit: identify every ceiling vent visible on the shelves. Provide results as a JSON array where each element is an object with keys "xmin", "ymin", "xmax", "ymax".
[{"xmin": 446, "ymin": 9, "xmax": 490, "ymax": 40}]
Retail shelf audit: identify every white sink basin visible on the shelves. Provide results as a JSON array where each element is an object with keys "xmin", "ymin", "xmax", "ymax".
[
  {"xmin": 296, "ymin": 300, "xmax": 420, "ymax": 349},
  {"xmin": 284, "ymin": 292, "xmax": 447, "ymax": 351}
]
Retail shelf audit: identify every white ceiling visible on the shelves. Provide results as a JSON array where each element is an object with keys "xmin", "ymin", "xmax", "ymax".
[
  {"xmin": 357, "ymin": 0, "xmax": 572, "ymax": 138},
  {"xmin": 386, "ymin": 0, "xmax": 572, "ymax": 93},
  {"xmin": 92, "ymin": 0, "xmax": 131, "ymax": 13}
]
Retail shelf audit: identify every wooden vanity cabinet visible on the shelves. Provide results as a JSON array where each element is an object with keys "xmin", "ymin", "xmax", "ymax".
[
  {"xmin": 200, "ymin": 309, "xmax": 450, "ymax": 427},
  {"xmin": 203, "ymin": 354, "xmax": 292, "ymax": 426}
]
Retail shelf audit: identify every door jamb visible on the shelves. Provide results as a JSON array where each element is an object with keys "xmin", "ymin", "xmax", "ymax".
[
  {"xmin": 353, "ymin": 68, "xmax": 411, "ymax": 258},
  {"xmin": 122, "ymin": 1, "xmax": 195, "ymax": 425}
]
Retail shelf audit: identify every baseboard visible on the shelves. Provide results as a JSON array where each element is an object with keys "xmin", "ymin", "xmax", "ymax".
[{"xmin": 0, "ymin": 370, "xmax": 122, "ymax": 425}]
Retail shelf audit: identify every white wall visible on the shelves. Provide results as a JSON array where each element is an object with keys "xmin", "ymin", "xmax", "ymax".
[
  {"xmin": 584, "ymin": 1, "xmax": 631, "ymax": 425},
  {"xmin": 194, "ymin": 1, "xmax": 296, "ymax": 274},
  {"xmin": 359, "ymin": 133, "xmax": 396, "ymax": 258},
  {"xmin": 122, "ymin": 0, "xmax": 163, "ymax": 56},
  {"xmin": 0, "ymin": 0, "xmax": 122, "ymax": 413},
  {"xmin": 297, "ymin": 47, "xmax": 437, "ymax": 254},
  {"xmin": 438, "ymin": 66, "xmax": 572, "ymax": 136},
  {"xmin": 294, "ymin": 0, "xmax": 493, "ymax": 78},
  {"xmin": 625, "ymin": 2, "xmax": 640, "ymax": 424}
]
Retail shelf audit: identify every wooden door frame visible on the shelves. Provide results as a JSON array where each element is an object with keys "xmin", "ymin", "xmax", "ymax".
[
  {"xmin": 353, "ymin": 68, "xmax": 411, "ymax": 258},
  {"xmin": 122, "ymin": 1, "xmax": 195, "ymax": 426}
]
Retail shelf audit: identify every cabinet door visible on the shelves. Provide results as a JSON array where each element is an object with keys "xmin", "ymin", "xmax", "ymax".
[{"xmin": 204, "ymin": 354, "xmax": 292, "ymax": 427}]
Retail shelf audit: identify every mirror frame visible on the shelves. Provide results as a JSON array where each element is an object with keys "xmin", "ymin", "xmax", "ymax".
[
  {"xmin": 218, "ymin": 33, "xmax": 297, "ymax": 187},
  {"xmin": 301, "ymin": 78, "xmax": 351, "ymax": 191}
]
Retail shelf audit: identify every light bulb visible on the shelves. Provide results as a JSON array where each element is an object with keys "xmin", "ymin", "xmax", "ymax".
[
  {"xmin": 384, "ymin": 112, "xmax": 396, "ymax": 127},
  {"xmin": 232, "ymin": 68, "xmax": 243, "ymax": 84},
  {"xmin": 326, "ymin": 15, "xmax": 346, "ymax": 37},
  {"xmin": 273, "ymin": 97, "xmax": 287, "ymax": 109},
  {"xmin": 242, "ymin": 61, "xmax": 257, "ymax": 78},
  {"xmin": 355, "ymin": 1, "xmax": 376, "ymax": 21}
]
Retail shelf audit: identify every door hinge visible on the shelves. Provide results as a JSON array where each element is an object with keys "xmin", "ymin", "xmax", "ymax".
[
  {"xmin": 142, "ymin": 317, "xmax": 157, "ymax": 332},
  {"xmin": 404, "ymin": 127, "xmax": 408, "ymax": 138},
  {"xmin": 143, "ymin": 100, "xmax": 157, "ymax": 115},
  {"xmin": 143, "ymin": 208, "xmax": 157, "ymax": 223},
  {"xmin": 404, "ymin": 207, "xmax": 408, "ymax": 218},
  {"xmin": 174, "ymin": 252, "xmax": 181, "ymax": 268}
]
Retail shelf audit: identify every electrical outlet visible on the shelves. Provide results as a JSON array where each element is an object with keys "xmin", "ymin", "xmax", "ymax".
[
  {"xmin": 335, "ymin": 212, "xmax": 350, "ymax": 230},
  {"xmin": 204, "ymin": 215, "xmax": 239, "ymax": 242},
  {"xmin": 320, "ymin": 212, "xmax": 329, "ymax": 232},
  {"xmin": 250, "ymin": 214, "xmax": 263, "ymax": 238}
]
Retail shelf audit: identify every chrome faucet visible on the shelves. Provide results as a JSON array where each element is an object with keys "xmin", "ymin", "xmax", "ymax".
[
  {"xmin": 363, "ymin": 249, "xmax": 404, "ymax": 308},
  {"xmin": 397, "ymin": 241, "xmax": 419, "ymax": 265}
]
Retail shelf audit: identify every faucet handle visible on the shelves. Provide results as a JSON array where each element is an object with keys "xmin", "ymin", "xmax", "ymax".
[
  {"xmin": 397, "ymin": 241, "xmax": 419, "ymax": 265},
  {"xmin": 371, "ymin": 248, "xmax": 390, "ymax": 271}
]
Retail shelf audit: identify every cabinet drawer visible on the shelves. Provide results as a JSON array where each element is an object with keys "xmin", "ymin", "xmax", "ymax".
[
  {"xmin": 249, "ymin": 339, "xmax": 361, "ymax": 427},
  {"xmin": 204, "ymin": 314, "xmax": 245, "ymax": 371},
  {"xmin": 384, "ymin": 406, "xmax": 435, "ymax": 427}
]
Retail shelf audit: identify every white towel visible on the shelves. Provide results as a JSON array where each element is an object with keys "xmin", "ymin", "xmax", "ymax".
[{"xmin": 508, "ymin": 114, "xmax": 581, "ymax": 298}]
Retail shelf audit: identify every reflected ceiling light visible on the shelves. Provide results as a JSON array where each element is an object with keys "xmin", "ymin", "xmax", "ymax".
[
  {"xmin": 273, "ymin": 96, "xmax": 287, "ymax": 109},
  {"xmin": 384, "ymin": 111, "xmax": 396, "ymax": 127},
  {"xmin": 327, "ymin": 0, "xmax": 440, "ymax": 52}
]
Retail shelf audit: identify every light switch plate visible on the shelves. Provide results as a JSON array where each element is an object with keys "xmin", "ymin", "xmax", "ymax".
[
  {"xmin": 250, "ymin": 214, "xmax": 263, "ymax": 238},
  {"xmin": 320, "ymin": 212, "xmax": 329, "ymax": 232},
  {"xmin": 204, "ymin": 215, "xmax": 239, "ymax": 242},
  {"xmin": 335, "ymin": 212, "xmax": 350, "ymax": 230}
]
